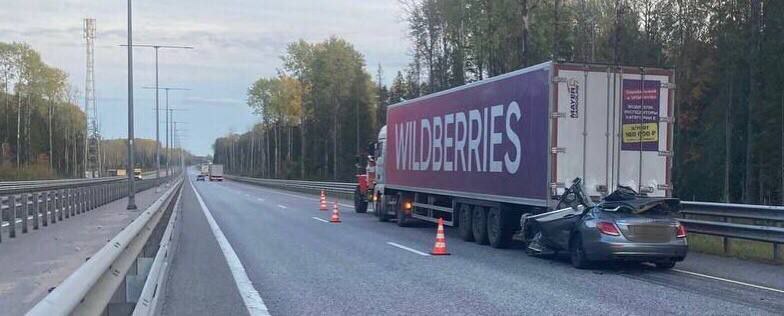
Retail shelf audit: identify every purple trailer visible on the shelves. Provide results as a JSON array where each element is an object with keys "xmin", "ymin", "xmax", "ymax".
[{"xmin": 360, "ymin": 61, "xmax": 675, "ymax": 249}]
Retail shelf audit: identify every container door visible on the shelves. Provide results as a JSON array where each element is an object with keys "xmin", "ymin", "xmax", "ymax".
[{"xmin": 552, "ymin": 65, "xmax": 673, "ymax": 198}]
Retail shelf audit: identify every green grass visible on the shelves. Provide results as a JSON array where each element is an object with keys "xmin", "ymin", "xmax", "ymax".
[
  {"xmin": 0, "ymin": 162, "xmax": 57, "ymax": 181},
  {"xmin": 688, "ymin": 233, "xmax": 781, "ymax": 264}
]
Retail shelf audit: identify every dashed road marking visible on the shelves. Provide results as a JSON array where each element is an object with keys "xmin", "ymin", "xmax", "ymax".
[
  {"xmin": 257, "ymin": 198, "xmax": 265, "ymax": 202},
  {"xmin": 277, "ymin": 204, "xmax": 287, "ymax": 209},
  {"xmin": 672, "ymin": 269, "xmax": 784, "ymax": 294},
  {"xmin": 386, "ymin": 242, "xmax": 430, "ymax": 256},
  {"xmin": 311, "ymin": 217, "xmax": 329, "ymax": 223}
]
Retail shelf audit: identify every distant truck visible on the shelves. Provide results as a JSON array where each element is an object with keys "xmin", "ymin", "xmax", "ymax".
[
  {"xmin": 209, "ymin": 164, "xmax": 224, "ymax": 181},
  {"xmin": 200, "ymin": 164, "xmax": 209, "ymax": 175},
  {"xmin": 355, "ymin": 61, "xmax": 675, "ymax": 249}
]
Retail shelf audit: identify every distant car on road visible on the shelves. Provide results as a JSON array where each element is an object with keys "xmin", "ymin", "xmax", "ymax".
[
  {"xmin": 196, "ymin": 174, "xmax": 206, "ymax": 181},
  {"xmin": 134, "ymin": 168, "xmax": 143, "ymax": 180}
]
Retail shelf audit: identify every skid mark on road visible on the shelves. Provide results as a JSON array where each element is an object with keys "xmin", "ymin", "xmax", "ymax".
[{"xmin": 387, "ymin": 242, "xmax": 431, "ymax": 256}]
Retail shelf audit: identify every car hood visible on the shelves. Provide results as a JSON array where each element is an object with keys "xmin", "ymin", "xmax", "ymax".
[{"xmin": 597, "ymin": 197, "xmax": 680, "ymax": 215}]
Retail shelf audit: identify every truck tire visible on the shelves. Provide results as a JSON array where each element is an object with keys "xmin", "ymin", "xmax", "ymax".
[
  {"xmin": 487, "ymin": 206, "xmax": 511, "ymax": 248},
  {"xmin": 396, "ymin": 207, "xmax": 410, "ymax": 227},
  {"xmin": 354, "ymin": 187, "xmax": 368, "ymax": 213},
  {"xmin": 457, "ymin": 204, "xmax": 474, "ymax": 241},
  {"xmin": 472, "ymin": 205, "xmax": 489, "ymax": 244},
  {"xmin": 377, "ymin": 195, "xmax": 390, "ymax": 222}
]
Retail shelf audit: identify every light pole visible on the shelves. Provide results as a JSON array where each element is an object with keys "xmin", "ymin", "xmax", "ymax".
[
  {"xmin": 125, "ymin": 0, "xmax": 137, "ymax": 210},
  {"xmin": 123, "ymin": 45, "xmax": 191, "ymax": 191},
  {"xmin": 142, "ymin": 87, "xmax": 189, "ymax": 178}
]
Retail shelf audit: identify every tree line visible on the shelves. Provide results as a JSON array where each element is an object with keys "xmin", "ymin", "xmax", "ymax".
[
  {"xmin": 0, "ymin": 42, "xmax": 86, "ymax": 180},
  {"xmin": 213, "ymin": 37, "xmax": 376, "ymax": 181},
  {"xmin": 215, "ymin": 0, "xmax": 784, "ymax": 204},
  {"xmin": 0, "ymin": 42, "xmax": 192, "ymax": 180}
]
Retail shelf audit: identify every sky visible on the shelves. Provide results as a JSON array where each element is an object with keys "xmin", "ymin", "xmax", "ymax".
[{"xmin": 0, "ymin": 0, "xmax": 410, "ymax": 156}]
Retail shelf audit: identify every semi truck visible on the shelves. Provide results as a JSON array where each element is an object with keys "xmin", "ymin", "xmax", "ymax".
[
  {"xmin": 209, "ymin": 164, "xmax": 224, "ymax": 181},
  {"xmin": 355, "ymin": 61, "xmax": 675, "ymax": 249}
]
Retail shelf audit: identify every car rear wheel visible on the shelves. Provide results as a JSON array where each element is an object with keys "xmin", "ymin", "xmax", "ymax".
[
  {"xmin": 487, "ymin": 206, "xmax": 511, "ymax": 248},
  {"xmin": 457, "ymin": 204, "xmax": 474, "ymax": 241},
  {"xmin": 472, "ymin": 205, "xmax": 488, "ymax": 245},
  {"xmin": 654, "ymin": 260, "xmax": 676, "ymax": 269},
  {"xmin": 354, "ymin": 187, "xmax": 368, "ymax": 213},
  {"xmin": 570, "ymin": 234, "xmax": 591, "ymax": 269}
]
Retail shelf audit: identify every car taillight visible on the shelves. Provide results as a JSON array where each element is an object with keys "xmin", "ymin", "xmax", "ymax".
[
  {"xmin": 676, "ymin": 223, "xmax": 687, "ymax": 238},
  {"xmin": 597, "ymin": 221, "xmax": 620, "ymax": 236}
]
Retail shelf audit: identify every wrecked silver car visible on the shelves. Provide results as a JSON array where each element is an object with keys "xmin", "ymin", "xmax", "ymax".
[{"xmin": 520, "ymin": 178, "xmax": 688, "ymax": 269}]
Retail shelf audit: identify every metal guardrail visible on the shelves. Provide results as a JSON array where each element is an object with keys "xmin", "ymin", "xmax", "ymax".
[
  {"xmin": 227, "ymin": 175, "xmax": 783, "ymax": 261},
  {"xmin": 0, "ymin": 174, "xmax": 174, "ymax": 244},
  {"xmin": 27, "ymin": 178, "xmax": 183, "ymax": 316}
]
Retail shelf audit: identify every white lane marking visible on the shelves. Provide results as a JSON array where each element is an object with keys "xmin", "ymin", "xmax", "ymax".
[
  {"xmin": 230, "ymin": 182, "xmax": 355, "ymax": 209},
  {"xmin": 257, "ymin": 198, "xmax": 265, "ymax": 202},
  {"xmin": 386, "ymin": 242, "xmax": 431, "ymax": 257},
  {"xmin": 189, "ymin": 181, "xmax": 271, "ymax": 315},
  {"xmin": 672, "ymin": 268, "xmax": 784, "ymax": 294},
  {"xmin": 311, "ymin": 217, "xmax": 329, "ymax": 223},
  {"xmin": 277, "ymin": 204, "xmax": 287, "ymax": 209}
]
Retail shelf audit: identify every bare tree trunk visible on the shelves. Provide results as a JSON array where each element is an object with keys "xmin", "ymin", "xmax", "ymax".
[
  {"xmin": 724, "ymin": 80, "xmax": 733, "ymax": 202},
  {"xmin": 49, "ymin": 101, "xmax": 53, "ymax": 170},
  {"xmin": 300, "ymin": 122, "xmax": 306, "ymax": 179},
  {"xmin": 520, "ymin": 0, "xmax": 530, "ymax": 67},
  {"xmin": 16, "ymin": 91, "xmax": 21, "ymax": 167},
  {"xmin": 744, "ymin": 0, "xmax": 761, "ymax": 203}
]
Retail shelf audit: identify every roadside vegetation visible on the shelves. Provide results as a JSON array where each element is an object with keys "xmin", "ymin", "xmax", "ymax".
[
  {"xmin": 214, "ymin": 0, "xmax": 784, "ymax": 205},
  {"xmin": 0, "ymin": 42, "xmax": 193, "ymax": 180}
]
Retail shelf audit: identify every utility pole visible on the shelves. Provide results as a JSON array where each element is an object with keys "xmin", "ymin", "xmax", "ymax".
[
  {"xmin": 142, "ymin": 86, "xmax": 189, "ymax": 178},
  {"xmin": 125, "ymin": 0, "xmax": 136, "ymax": 210},
  {"xmin": 125, "ymin": 45, "xmax": 192, "ymax": 190}
]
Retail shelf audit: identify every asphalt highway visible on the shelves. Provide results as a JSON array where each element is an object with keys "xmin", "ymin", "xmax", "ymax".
[{"xmin": 161, "ymin": 173, "xmax": 784, "ymax": 315}]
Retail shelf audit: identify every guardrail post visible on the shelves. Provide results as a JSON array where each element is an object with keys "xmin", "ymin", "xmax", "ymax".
[
  {"xmin": 9, "ymin": 195, "xmax": 16, "ymax": 238},
  {"xmin": 42, "ymin": 191, "xmax": 49, "ymax": 227},
  {"xmin": 775, "ymin": 243, "xmax": 781, "ymax": 263},
  {"xmin": 58, "ymin": 190, "xmax": 64, "ymax": 221},
  {"xmin": 69, "ymin": 189, "xmax": 75, "ymax": 217},
  {"xmin": 78, "ymin": 188, "xmax": 84, "ymax": 214},
  {"xmin": 21, "ymin": 193, "xmax": 28, "ymax": 234},
  {"xmin": 33, "ymin": 192, "xmax": 39, "ymax": 230},
  {"xmin": 1, "ymin": 197, "xmax": 5, "ymax": 243}
]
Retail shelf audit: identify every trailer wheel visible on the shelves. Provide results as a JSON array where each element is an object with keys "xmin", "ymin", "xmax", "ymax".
[
  {"xmin": 354, "ymin": 187, "xmax": 368, "ymax": 213},
  {"xmin": 472, "ymin": 205, "xmax": 489, "ymax": 244},
  {"xmin": 396, "ymin": 207, "xmax": 410, "ymax": 227},
  {"xmin": 377, "ymin": 195, "xmax": 390, "ymax": 222},
  {"xmin": 487, "ymin": 206, "xmax": 511, "ymax": 248},
  {"xmin": 457, "ymin": 204, "xmax": 474, "ymax": 241}
]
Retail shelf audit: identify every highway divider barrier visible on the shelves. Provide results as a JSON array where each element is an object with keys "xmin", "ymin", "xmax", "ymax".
[
  {"xmin": 27, "ymin": 177, "xmax": 184, "ymax": 315},
  {"xmin": 0, "ymin": 173, "xmax": 176, "ymax": 244}
]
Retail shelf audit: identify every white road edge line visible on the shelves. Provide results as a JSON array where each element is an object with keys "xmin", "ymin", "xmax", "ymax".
[
  {"xmin": 386, "ymin": 242, "xmax": 431, "ymax": 256},
  {"xmin": 189, "ymin": 180, "xmax": 271, "ymax": 315},
  {"xmin": 311, "ymin": 217, "xmax": 329, "ymax": 223},
  {"xmin": 672, "ymin": 268, "xmax": 784, "ymax": 294}
]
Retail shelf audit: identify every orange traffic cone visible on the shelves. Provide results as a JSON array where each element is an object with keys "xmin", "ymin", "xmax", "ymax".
[
  {"xmin": 329, "ymin": 202, "xmax": 342, "ymax": 223},
  {"xmin": 430, "ymin": 218, "xmax": 450, "ymax": 255},
  {"xmin": 319, "ymin": 190, "xmax": 328, "ymax": 211}
]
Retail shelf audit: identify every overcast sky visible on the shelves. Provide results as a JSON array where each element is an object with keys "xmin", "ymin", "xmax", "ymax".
[{"xmin": 1, "ymin": 0, "xmax": 410, "ymax": 156}]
